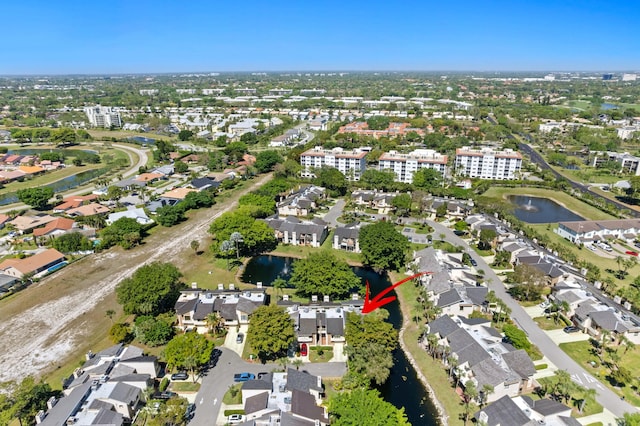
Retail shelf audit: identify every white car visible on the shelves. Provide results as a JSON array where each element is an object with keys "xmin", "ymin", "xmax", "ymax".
[{"xmin": 228, "ymin": 414, "xmax": 244, "ymax": 424}]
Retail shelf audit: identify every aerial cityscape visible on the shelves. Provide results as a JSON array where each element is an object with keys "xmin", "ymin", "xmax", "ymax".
[{"xmin": 1, "ymin": 1, "xmax": 640, "ymax": 426}]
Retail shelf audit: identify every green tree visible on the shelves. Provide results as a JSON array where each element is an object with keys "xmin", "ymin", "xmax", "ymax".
[
  {"xmin": 412, "ymin": 168, "xmax": 442, "ymax": 191},
  {"xmin": 3, "ymin": 377, "xmax": 57, "ymax": 426},
  {"xmin": 314, "ymin": 167, "xmax": 347, "ymax": 196},
  {"xmin": 238, "ymin": 193, "xmax": 276, "ymax": 217},
  {"xmin": 620, "ymin": 412, "xmax": 640, "ymax": 425},
  {"xmin": 360, "ymin": 169, "xmax": 396, "ymax": 191},
  {"xmin": 209, "ymin": 211, "xmax": 277, "ymax": 256},
  {"xmin": 478, "ymin": 228, "xmax": 497, "ymax": 250},
  {"xmin": 164, "ymin": 332, "xmax": 214, "ymax": 382},
  {"xmin": 109, "ymin": 322, "xmax": 132, "ymax": 343},
  {"xmin": 344, "ymin": 310, "xmax": 397, "ymax": 386},
  {"xmin": 359, "ymin": 221, "xmax": 409, "ymax": 272},
  {"xmin": 174, "ymin": 160, "xmax": 189, "ymax": 173},
  {"xmin": 134, "ymin": 315, "xmax": 174, "ymax": 346},
  {"xmin": 100, "ymin": 217, "xmax": 144, "ymax": 249},
  {"xmin": 146, "ymin": 397, "xmax": 189, "ymax": 426},
  {"xmin": 247, "ymin": 305, "xmax": 295, "ymax": 362},
  {"xmin": 156, "ymin": 205, "xmax": 185, "ymax": 227},
  {"xmin": 51, "ymin": 127, "xmax": 77, "ymax": 145},
  {"xmin": 508, "ymin": 263, "xmax": 546, "ymax": 301},
  {"xmin": 115, "ymin": 262, "xmax": 183, "ymax": 316},
  {"xmin": 52, "ymin": 232, "xmax": 92, "ymax": 253},
  {"xmin": 502, "ymin": 324, "xmax": 531, "ymax": 351},
  {"xmin": 178, "ymin": 129, "xmax": 194, "ymax": 141},
  {"xmin": 255, "ymin": 150, "xmax": 283, "ymax": 173},
  {"xmin": 462, "ymin": 381, "xmax": 478, "ymax": 425},
  {"xmin": 330, "ymin": 388, "xmax": 409, "ymax": 426},
  {"xmin": 16, "ymin": 187, "xmax": 54, "ymax": 210},
  {"xmin": 391, "ymin": 193, "xmax": 412, "ymax": 217},
  {"xmin": 289, "ymin": 251, "xmax": 362, "ymax": 299}
]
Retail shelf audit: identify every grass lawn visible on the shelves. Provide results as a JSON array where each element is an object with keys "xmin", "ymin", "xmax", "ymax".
[
  {"xmin": 180, "ymin": 251, "xmax": 240, "ymax": 290},
  {"xmin": 533, "ymin": 316, "xmax": 565, "ymax": 330},
  {"xmin": 309, "ymin": 347, "xmax": 333, "ymax": 363},
  {"xmin": 560, "ymin": 340, "xmax": 640, "ymax": 406},
  {"xmin": 222, "ymin": 384, "xmax": 243, "ymax": 405},
  {"xmin": 531, "ymin": 224, "xmax": 640, "ymax": 289},
  {"xmin": 481, "ymin": 187, "xmax": 617, "ymax": 221},
  {"xmin": 170, "ymin": 381, "xmax": 201, "ymax": 392},
  {"xmin": 537, "ymin": 377, "xmax": 603, "ymax": 417},
  {"xmin": 391, "ymin": 271, "xmax": 467, "ymax": 424},
  {"xmin": 0, "ymin": 164, "xmax": 104, "ymax": 195}
]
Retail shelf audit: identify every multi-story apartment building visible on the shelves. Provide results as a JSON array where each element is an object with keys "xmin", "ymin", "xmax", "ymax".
[
  {"xmin": 378, "ymin": 149, "xmax": 448, "ymax": 184},
  {"xmin": 84, "ymin": 105, "xmax": 122, "ymax": 128},
  {"xmin": 455, "ymin": 146, "xmax": 522, "ymax": 180},
  {"xmin": 299, "ymin": 146, "xmax": 368, "ymax": 181}
]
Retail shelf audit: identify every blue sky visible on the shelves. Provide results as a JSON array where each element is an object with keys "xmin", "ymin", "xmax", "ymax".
[{"xmin": 2, "ymin": 0, "xmax": 638, "ymax": 74}]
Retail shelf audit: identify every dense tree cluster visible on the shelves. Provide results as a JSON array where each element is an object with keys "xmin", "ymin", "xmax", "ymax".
[
  {"xmin": 247, "ymin": 305, "xmax": 295, "ymax": 361},
  {"xmin": 208, "ymin": 210, "xmax": 277, "ymax": 256},
  {"xmin": 99, "ymin": 217, "xmax": 145, "ymax": 249},
  {"xmin": 16, "ymin": 187, "xmax": 54, "ymax": 209},
  {"xmin": 115, "ymin": 262, "xmax": 183, "ymax": 316},
  {"xmin": 359, "ymin": 221, "xmax": 409, "ymax": 272},
  {"xmin": 329, "ymin": 388, "xmax": 409, "ymax": 425},
  {"xmin": 289, "ymin": 251, "xmax": 362, "ymax": 299}
]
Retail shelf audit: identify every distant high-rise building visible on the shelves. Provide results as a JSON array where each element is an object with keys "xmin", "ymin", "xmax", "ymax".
[
  {"xmin": 602, "ymin": 73, "xmax": 614, "ymax": 81},
  {"xmin": 622, "ymin": 73, "xmax": 637, "ymax": 81},
  {"xmin": 300, "ymin": 146, "xmax": 368, "ymax": 181},
  {"xmin": 378, "ymin": 149, "xmax": 448, "ymax": 184},
  {"xmin": 84, "ymin": 105, "xmax": 122, "ymax": 128},
  {"xmin": 455, "ymin": 146, "xmax": 522, "ymax": 180}
]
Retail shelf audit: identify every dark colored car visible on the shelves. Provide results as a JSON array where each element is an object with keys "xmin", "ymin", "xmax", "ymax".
[
  {"xmin": 185, "ymin": 403, "xmax": 195, "ymax": 420},
  {"xmin": 155, "ymin": 391, "xmax": 177, "ymax": 400},
  {"xmin": 470, "ymin": 258, "xmax": 478, "ymax": 267},
  {"xmin": 563, "ymin": 326, "xmax": 579, "ymax": 333},
  {"xmin": 171, "ymin": 372, "xmax": 188, "ymax": 381}
]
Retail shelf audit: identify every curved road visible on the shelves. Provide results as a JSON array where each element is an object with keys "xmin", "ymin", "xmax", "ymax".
[
  {"xmin": 518, "ymin": 142, "xmax": 640, "ymax": 218},
  {"xmin": 426, "ymin": 220, "xmax": 636, "ymax": 418}
]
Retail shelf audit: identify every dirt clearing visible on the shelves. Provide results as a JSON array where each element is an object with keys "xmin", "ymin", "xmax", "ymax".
[{"xmin": 0, "ymin": 174, "xmax": 272, "ymax": 383}]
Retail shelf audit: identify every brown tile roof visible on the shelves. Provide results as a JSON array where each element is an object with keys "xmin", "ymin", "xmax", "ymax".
[
  {"xmin": 66, "ymin": 203, "xmax": 111, "ymax": 216},
  {"xmin": 0, "ymin": 248, "xmax": 65, "ymax": 276},
  {"xmin": 33, "ymin": 217, "xmax": 75, "ymax": 237},
  {"xmin": 162, "ymin": 187, "xmax": 197, "ymax": 200}
]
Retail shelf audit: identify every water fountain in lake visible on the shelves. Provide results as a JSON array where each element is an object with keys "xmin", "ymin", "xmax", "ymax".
[{"xmin": 520, "ymin": 198, "xmax": 538, "ymax": 211}]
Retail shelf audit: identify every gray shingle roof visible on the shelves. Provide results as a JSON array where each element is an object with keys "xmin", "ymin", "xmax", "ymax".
[
  {"xmin": 428, "ymin": 315, "xmax": 460, "ymax": 337},
  {"xmin": 326, "ymin": 317, "xmax": 344, "ymax": 336},
  {"xmin": 286, "ymin": 368, "xmax": 322, "ymax": 393},
  {"xmin": 589, "ymin": 310, "xmax": 628, "ymax": 332},
  {"xmin": 108, "ymin": 382, "xmax": 140, "ymax": 405},
  {"xmin": 291, "ymin": 389, "xmax": 327, "ymax": 423},
  {"xmin": 242, "ymin": 379, "xmax": 272, "ymax": 391},
  {"xmin": 437, "ymin": 288, "xmax": 463, "ymax": 307},
  {"xmin": 92, "ymin": 406, "xmax": 124, "ymax": 426},
  {"xmin": 528, "ymin": 397, "xmax": 571, "ymax": 416},
  {"xmin": 502, "ymin": 349, "xmax": 536, "ymax": 379},
  {"xmin": 474, "ymin": 395, "xmax": 533, "ymax": 426},
  {"xmin": 280, "ymin": 411, "xmax": 316, "ymax": 426},
  {"xmin": 244, "ymin": 391, "xmax": 269, "ymax": 414},
  {"xmin": 471, "ymin": 358, "xmax": 509, "ymax": 388}
]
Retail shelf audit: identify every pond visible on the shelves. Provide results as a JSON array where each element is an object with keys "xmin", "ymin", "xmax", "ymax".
[
  {"xmin": 242, "ymin": 255, "xmax": 440, "ymax": 426},
  {"xmin": 508, "ymin": 195, "xmax": 584, "ymax": 224}
]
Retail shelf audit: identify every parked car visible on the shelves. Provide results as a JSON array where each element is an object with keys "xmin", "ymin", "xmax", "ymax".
[
  {"xmin": 563, "ymin": 326, "xmax": 579, "ymax": 333},
  {"xmin": 626, "ymin": 251, "xmax": 639, "ymax": 257},
  {"xmin": 470, "ymin": 258, "xmax": 478, "ymax": 267},
  {"xmin": 228, "ymin": 414, "xmax": 244, "ymax": 424},
  {"xmin": 171, "ymin": 371, "xmax": 188, "ymax": 381},
  {"xmin": 185, "ymin": 403, "xmax": 195, "ymax": 420},
  {"xmin": 234, "ymin": 372, "xmax": 255, "ymax": 382},
  {"xmin": 155, "ymin": 391, "xmax": 177, "ymax": 400},
  {"xmin": 236, "ymin": 333, "xmax": 244, "ymax": 344},
  {"xmin": 300, "ymin": 343, "xmax": 308, "ymax": 357}
]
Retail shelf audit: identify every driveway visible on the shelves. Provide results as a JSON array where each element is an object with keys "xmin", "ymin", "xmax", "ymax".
[
  {"xmin": 545, "ymin": 329, "xmax": 591, "ymax": 345},
  {"xmin": 188, "ymin": 347, "xmax": 346, "ymax": 426},
  {"xmin": 426, "ymin": 220, "xmax": 637, "ymax": 418},
  {"xmin": 224, "ymin": 325, "xmax": 249, "ymax": 357},
  {"xmin": 323, "ymin": 199, "xmax": 345, "ymax": 227}
]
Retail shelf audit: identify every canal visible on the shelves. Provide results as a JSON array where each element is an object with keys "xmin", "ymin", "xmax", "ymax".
[{"xmin": 243, "ymin": 255, "xmax": 440, "ymax": 426}]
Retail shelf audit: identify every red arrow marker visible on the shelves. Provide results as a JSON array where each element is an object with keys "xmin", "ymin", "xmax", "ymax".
[{"xmin": 362, "ymin": 271, "xmax": 431, "ymax": 314}]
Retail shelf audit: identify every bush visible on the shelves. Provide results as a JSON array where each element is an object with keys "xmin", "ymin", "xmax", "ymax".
[
  {"xmin": 159, "ymin": 377, "xmax": 169, "ymax": 391},
  {"xmin": 224, "ymin": 409, "xmax": 245, "ymax": 416},
  {"xmin": 535, "ymin": 363, "xmax": 548, "ymax": 370}
]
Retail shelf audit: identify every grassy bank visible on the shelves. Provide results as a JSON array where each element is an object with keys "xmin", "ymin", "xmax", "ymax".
[
  {"xmin": 391, "ymin": 271, "xmax": 465, "ymax": 425},
  {"xmin": 482, "ymin": 187, "xmax": 616, "ymax": 221}
]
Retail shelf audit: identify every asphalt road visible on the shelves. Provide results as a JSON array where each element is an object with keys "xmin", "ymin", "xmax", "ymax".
[
  {"xmin": 426, "ymin": 220, "xmax": 637, "ymax": 418},
  {"xmin": 323, "ymin": 199, "xmax": 345, "ymax": 227},
  {"xmin": 189, "ymin": 348, "xmax": 345, "ymax": 425}
]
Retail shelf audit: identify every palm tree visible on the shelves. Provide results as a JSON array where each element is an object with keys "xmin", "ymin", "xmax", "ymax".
[
  {"xmin": 205, "ymin": 312, "xmax": 224, "ymax": 336},
  {"xmin": 278, "ymin": 357, "xmax": 289, "ymax": 372},
  {"xmin": 220, "ymin": 240, "xmax": 234, "ymax": 270},
  {"xmin": 600, "ymin": 329, "xmax": 611, "ymax": 361},
  {"xmin": 292, "ymin": 359, "xmax": 303, "ymax": 370},
  {"xmin": 462, "ymin": 381, "xmax": 478, "ymax": 426},
  {"xmin": 480, "ymin": 384, "xmax": 494, "ymax": 408},
  {"xmin": 272, "ymin": 277, "xmax": 287, "ymax": 299},
  {"xmin": 230, "ymin": 232, "xmax": 243, "ymax": 260},
  {"xmin": 447, "ymin": 356, "xmax": 458, "ymax": 380},
  {"xmin": 579, "ymin": 387, "xmax": 597, "ymax": 413}
]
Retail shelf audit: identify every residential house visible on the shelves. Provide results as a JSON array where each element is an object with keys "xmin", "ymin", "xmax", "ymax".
[
  {"xmin": 190, "ymin": 177, "xmax": 220, "ymax": 192},
  {"xmin": 262, "ymin": 215, "xmax": 329, "ymax": 248},
  {"xmin": 0, "ymin": 248, "xmax": 65, "ymax": 279},
  {"xmin": 0, "ymin": 214, "xmax": 10, "ymax": 229},
  {"xmin": 134, "ymin": 172, "xmax": 164, "ymax": 184},
  {"xmin": 9, "ymin": 214, "xmax": 57, "ymax": 234},
  {"xmin": 556, "ymin": 219, "xmax": 640, "ymax": 244},
  {"xmin": 65, "ymin": 203, "xmax": 111, "ymax": 217},
  {"xmin": 174, "ymin": 286, "xmax": 267, "ymax": 333},
  {"xmin": 474, "ymin": 395, "xmax": 579, "ymax": 426},
  {"xmin": 53, "ymin": 194, "xmax": 99, "ymax": 213},
  {"xmin": 33, "ymin": 217, "xmax": 76, "ymax": 238},
  {"xmin": 277, "ymin": 186, "xmax": 325, "ymax": 217},
  {"xmin": 0, "ymin": 273, "xmax": 19, "ymax": 293},
  {"xmin": 106, "ymin": 207, "xmax": 153, "ymax": 226},
  {"xmin": 572, "ymin": 302, "xmax": 640, "ymax": 344},
  {"xmin": 427, "ymin": 315, "xmax": 537, "ymax": 403},
  {"xmin": 515, "ymin": 253, "xmax": 565, "ymax": 285},
  {"xmin": 160, "ymin": 187, "xmax": 197, "ymax": 202},
  {"xmin": 333, "ymin": 222, "xmax": 361, "ymax": 252}
]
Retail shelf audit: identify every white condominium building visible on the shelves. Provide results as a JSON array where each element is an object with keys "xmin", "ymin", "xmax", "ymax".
[
  {"xmin": 300, "ymin": 146, "xmax": 368, "ymax": 181},
  {"xmin": 455, "ymin": 146, "xmax": 522, "ymax": 180},
  {"xmin": 84, "ymin": 105, "xmax": 122, "ymax": 128},
  {"xmin": 378, "ymin": 149, "xmax": 448, "ymax": 184}
]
